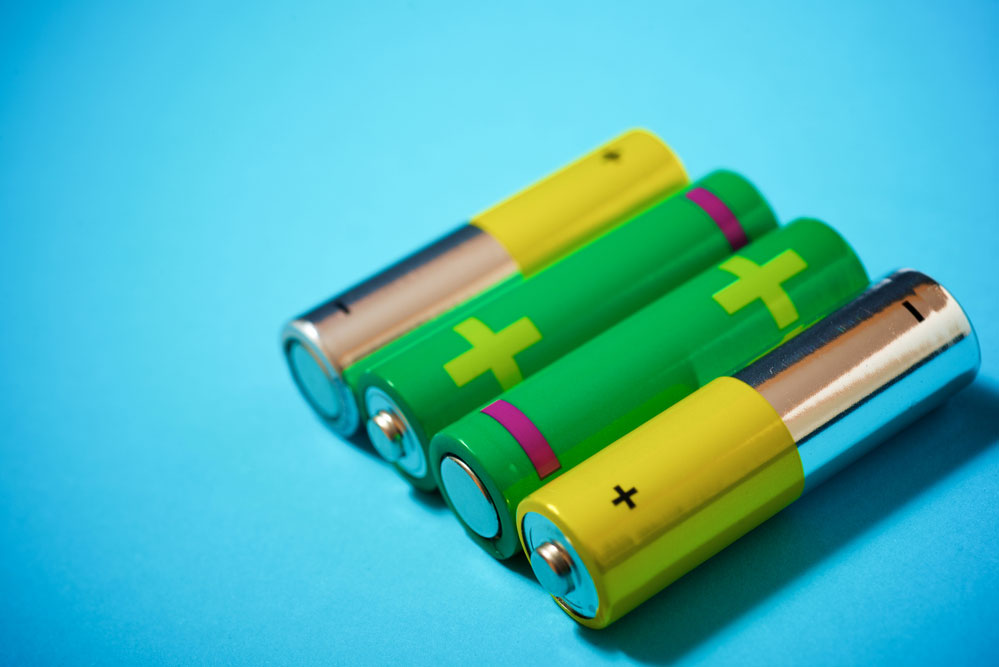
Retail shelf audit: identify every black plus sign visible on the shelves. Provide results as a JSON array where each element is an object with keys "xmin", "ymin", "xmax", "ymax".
[{"xmin": 611, "ymin": 485, "xmax": 637, "ymax": 509}]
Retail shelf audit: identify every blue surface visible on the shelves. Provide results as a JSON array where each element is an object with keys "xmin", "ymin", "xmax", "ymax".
[{"xmin": 1, "ymin": 1, "xmax": 997, "ymax": 664}]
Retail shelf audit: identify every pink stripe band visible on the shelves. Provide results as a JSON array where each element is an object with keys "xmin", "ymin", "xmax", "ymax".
[
  {"xmin": 685, "ymin": 187, "xmax": 749, "ymax": 250},
  {"xmin": 480, "ymin": 400, "xmax": 560, "ymax": 478}
]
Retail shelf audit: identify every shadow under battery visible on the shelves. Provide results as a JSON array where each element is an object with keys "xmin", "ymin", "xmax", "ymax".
[
  {"xmin": 576, "ymin": 378, "xmax": 999, "ymax": 665},
  {"xmin": 407, "ymin": 485, "xmax": 450, "ymax": 512},
  {"xmin": 498, "ymin": 549, "xmax": 537, "ymax": 580},
  {"xmin": 329, "ymin": 417, "xmax": 455, "ymax": 514},
  {"xmin": 331, "ymin": 425, "xmax": 384, "ymax": 460}
]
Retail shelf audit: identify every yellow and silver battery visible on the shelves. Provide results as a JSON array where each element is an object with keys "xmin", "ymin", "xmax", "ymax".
[
  {"xmin": 281, "ymin": 130, "xmax": 687, "ymax": 436},
  {"xmin": 518, "ymin": 270, "xmax": 980, "ymax": 628}
]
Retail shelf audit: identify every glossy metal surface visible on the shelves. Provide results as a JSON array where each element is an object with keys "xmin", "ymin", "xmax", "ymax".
[
  {"xmin": 363, "ymin": 387, "xmax": 427, "ymax": 478},
  {"xmin": 370, "ymin": 410, "xmax": 405, "ymax": 459},
  {"xmin": 439, "ymin": 456, "xmax": 500, "ymax": 539},
  {"xmin": 283, "ymin": 224, "xmax": 515, "ymax": 435},
  {"xmin": 521, "ymin": 511, "xmax": 599, "ymax": 618},
  {"xmin": 736, "ymin": 270, "xmax": 981, "ymax": 489},
  {"xmin": 530, "ymin": 541, "xmax": 575, "ymax": 597}
]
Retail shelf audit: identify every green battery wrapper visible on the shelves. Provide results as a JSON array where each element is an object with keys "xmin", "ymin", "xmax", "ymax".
[
  {"xmin": 340, "ymin": 274, "xmax": 523, "ymax": 400},
  {"xmin": 357, "ymin": 171, "xmax": 778, "ymax": 489},
  {"xmin": 431, "ymin": 218, "xmax": 868, "ymax": 558}
]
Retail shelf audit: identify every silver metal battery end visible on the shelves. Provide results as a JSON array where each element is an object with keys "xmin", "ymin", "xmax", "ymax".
[
  {"xmin": 282, "ymin": 321, "xmax": 360, "ymax": 436},
  {"xmin": 530, "ymin": 542, "xmax": 576, "ymax": 597},
  {"xmin": 367, "ymin": 410, "xmax": 406, "ymax": 462},
  {"xmin": 521, "ymin": 512, "xmax": 599, "ymax": 618},
  {"xmin": 439, "ymin": 456, "xmax": 500, "ymax": 539},
  {"xmin": 364, "ymin": 387, "xmax": 429, "ymax": 478},
  {"xmin": 371, "ymin": 410, "xmax": 405, "ymax": 446},
  {"xmin": 735, "ymin": 269, "xmax": 981, "ymax": 490},
  {"xmin": 282, "ymin": 225, "xmax": 516, "ymax": 437},
  {"xmin": 285, "ymin": 339, "xmax": 343, "ymax": 419}
]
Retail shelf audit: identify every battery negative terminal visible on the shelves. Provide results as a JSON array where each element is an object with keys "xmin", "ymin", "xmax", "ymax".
[{"xmin": 439, "ymin": 456, "xmax": 500, "ymax": 539}]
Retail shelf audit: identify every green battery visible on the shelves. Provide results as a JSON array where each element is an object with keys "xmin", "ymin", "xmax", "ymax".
[
  {"xmin": 357, "ymin": 170, "xmax": 778, "ymax": 490},
  {"xmin": 430, "ymin": 218, "xmax": 868, "ymax": 559}
]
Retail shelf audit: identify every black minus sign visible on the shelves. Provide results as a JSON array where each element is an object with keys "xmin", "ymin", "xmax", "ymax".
[{"xmin": 902, "ymin": 300, "xmax": 924, "ymax": 323}]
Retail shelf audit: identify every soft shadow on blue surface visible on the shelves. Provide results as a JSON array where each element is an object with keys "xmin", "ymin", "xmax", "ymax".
[
  {"xmin": 283, "ymin": 367, "xmax": 386, "ymax": 462},
  {"xmin": 404, "ymin": 470, "xmax": 539, "ymax": 580},
  {"xmin": 577, "ymin": 379, "xmax": 999, "ymax": 664},
  {"xmin": 332, "ymin": 424, "xmax": 385, "ymax": 462},
  {"xmin": 407, "ymin": 485, "xmax": 450, "ymax": 513},
  {"xmin": 498, "ymin": 548, "xmax": 536, "ymax": 581}
]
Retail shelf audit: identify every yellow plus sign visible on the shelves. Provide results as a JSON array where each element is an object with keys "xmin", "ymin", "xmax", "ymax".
[
  {"xmin": 443, "ymin": 317, "xmax": 542, "ymax": 390},
  {"xmin": 712, "ymin": 250, "xmax": 808, "ymax": 328}
]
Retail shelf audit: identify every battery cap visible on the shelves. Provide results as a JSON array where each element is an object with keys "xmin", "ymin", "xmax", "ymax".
[
  {"xmin": 440, "ymin": 456, "xmax": 500, "ymax": 539},
  {"xmin": 286, "ymin": 340, "xmax": 343, "ymax": 419},
  {"xmin": 531, "ymin": 541, "xmax": 575, "ymax": 597},
  {"xmin": 368, "ymin": 410, "xmax": 405, "ymax": 461}
]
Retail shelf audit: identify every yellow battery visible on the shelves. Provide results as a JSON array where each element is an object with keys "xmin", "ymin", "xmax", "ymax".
[
  {"xmin": 471, "ymin": 129, "xmax": 687, "ymax": 274},
  {"xmin": 517, "ymin": 376, "xmax": 803, "ymax": 628},
  {"xmin": 517, "ymin": 270, "xmax": 981, "ymax": 628}
]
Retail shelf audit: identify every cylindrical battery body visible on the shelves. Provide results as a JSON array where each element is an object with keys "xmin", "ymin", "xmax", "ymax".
[
  {"xmin": 434, "ymin": 218, "xmax": 869, "ymax": 558},
  {"xmin": 282, "ymin": 130, "xmax": 687, "ymax": 436},
  {"xmin": 735, "ymin": 269, "xmax": 982, "ymax": 489},
  {"xmin": 517, "ymin": 270, "xmax": 980, "ymax": 628},
  {"xmin": 358, "ymin": 170, "xmax": 779, "ymax": 489}
]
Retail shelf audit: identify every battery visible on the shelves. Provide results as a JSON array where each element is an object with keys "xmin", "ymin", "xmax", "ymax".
[
  {"xmin": 357, "ymin": 170, "xmax": 779, "ymax": 490},
  {"xmin": 281, "ymin": 130, "xmax": 687, "ymax": 436},
  {"xmin": 431, "ymin": 218, "xmax": 869, "ymax": 558},
  {"xmin": 518, "ymin": 270, "xmax": 980, "ymax": 628}
]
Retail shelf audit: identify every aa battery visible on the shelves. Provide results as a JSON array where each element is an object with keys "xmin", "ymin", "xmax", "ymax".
[
  {"xmin": 282, "ymin": 130, "xmax": 687, "ymax": 436},
  {"xmin": 518, "ymin": 270, "xmax": 980, "ymax": 628},
  {"xmin": 432, "ymin": 218, "xmax": 869, "ymax": 559},
  {"xmin": 358, "ymin": 170, "xmax": 779, "ymax": 490}
]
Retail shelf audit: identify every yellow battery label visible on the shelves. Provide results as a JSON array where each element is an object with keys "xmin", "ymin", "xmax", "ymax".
[
  {"xmin": 518, "ymin": 376, "xmax": 805, "ymax": 628},
  {"xmin": 470, "ymin": 129, "xmax": 688, "ymax": 275}
]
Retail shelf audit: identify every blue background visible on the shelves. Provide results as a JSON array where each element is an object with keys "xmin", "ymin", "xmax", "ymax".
[{"xmin": 1, "ymin": 1, "xmax": 997, "ymax": 664}]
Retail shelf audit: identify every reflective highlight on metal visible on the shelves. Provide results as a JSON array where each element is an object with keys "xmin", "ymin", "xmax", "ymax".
[
  {"xmin": 283, "ymin": 226, "xmax": 515, "ymax": 436},
  {"xmin": 286, "ymin": 339, "xmax": 343, "ymax": 419},
  {"xmin": 516, "ymin": 270, "xmax": 980, "ymax": 628},
  {"xmin": 521, "ymin": 512, "xmax": 598, "ymax": 617},
  {"xmin": 282, "ymin": 129, "xmax": 688, "ymax": 437},
  {"xmin": 370, "ymin": 410, "xmax": 405, "ymax": 458},
  {"xmin": 735, "ymin": 269, "xmax": 981, "ymax": 489},
  {"xmin": 531, "ymin": 542, "xmax": 574, "ymax": 597},
  {"xmin": 439, "ymin": 456, "xmax": 500, "ymax": 539},
  {"xmin": 364, "ymin": 388, "xmax": 426, "ymax": 478}
]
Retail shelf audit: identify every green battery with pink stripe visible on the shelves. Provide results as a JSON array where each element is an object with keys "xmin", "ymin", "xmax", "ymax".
[
  {"xmin": 358, "ymin": 170, "xmax": 778, "ymax": 490},
  {"xmin": 429, "ymin": 217, "xmax": 868, "ymax": 559}
]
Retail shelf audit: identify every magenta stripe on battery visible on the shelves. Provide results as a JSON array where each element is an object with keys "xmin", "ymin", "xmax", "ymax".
[
  {"xmin": 685, "ymin": 187, "xmax": 749, "ymax": 250},
  {"xmin": 481, "ymin": 399, "xmax": 560, "ymax": 478}
]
